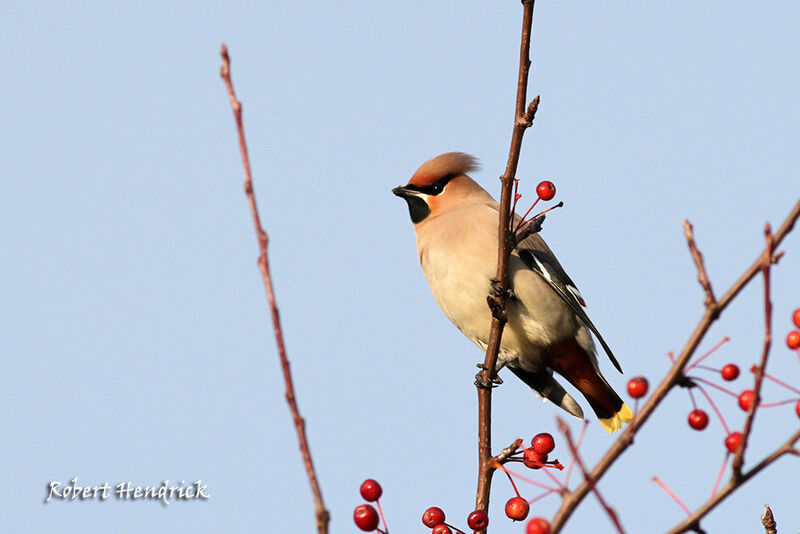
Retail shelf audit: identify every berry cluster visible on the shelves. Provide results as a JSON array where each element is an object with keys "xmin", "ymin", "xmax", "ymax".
[
  {"xmin": 420, "ymin": 506, "xmax": 489, "ymax": 533},
  {"xmin": 353, "ymin": 479, "xmax": 387, "ymax": 533},
  {"xmin": 629, "ymin": 308, "xmax": 800, "ymax": 511},
  {"xmin": 418, "ymin": 433, "xmax": 556, "ymax": 533}
]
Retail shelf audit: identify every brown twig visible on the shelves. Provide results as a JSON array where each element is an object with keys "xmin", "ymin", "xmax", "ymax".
[
  {"xmin": 761, "ymin": 505, "xmax": 777, "ymax": 534},
  {"xmin": 474, "ymin": 1, "xmax": 537, "ymax": 528},
  {"xmin": 549, "ymin": 199, "xmax": 800, "ymax": 533},
  {"xmin": 494, "ymin": 438, "xmax": 524, "ymax": 465},
  {"xmin": 558, "ymin": 419, "xmax": 626, "ymax": 534},
  {"xmin": 731, "ymin": 225, "xmax": 774, "ymax": 477},
  {"xmin": 219, "ymin": 44, "xmax": 329, "ymax": 534},
  {"xmin": 665, "ymin": 429, "xmax": 800, "ymax": 534},
  {"xmin": 683, "ymin": 220, "xmax": 717, "ymax": 311}
]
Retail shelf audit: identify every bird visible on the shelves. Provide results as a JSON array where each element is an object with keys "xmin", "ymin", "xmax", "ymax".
[{"xmin": 392, "ymin": 152, "xmax": 632, "ymax": 432}]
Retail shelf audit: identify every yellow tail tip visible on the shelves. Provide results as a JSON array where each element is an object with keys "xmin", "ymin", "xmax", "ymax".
[{"xmin": 599, "ymin": 403, "xmax": 633, "ymax": 433}]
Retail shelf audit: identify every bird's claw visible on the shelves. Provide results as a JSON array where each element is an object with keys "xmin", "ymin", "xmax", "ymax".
[
  {"xmin": 489, "ymin": 278, "xmax": 515, "ymax": 300},
  {"xmin": 474, "ymin": 363, "xmax": 504, "ymax": 389}
]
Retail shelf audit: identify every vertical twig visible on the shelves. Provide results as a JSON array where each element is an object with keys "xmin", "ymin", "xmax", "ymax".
[
  {"xmin": 220, "ymin": 44, "xmax": 330, "ymax": 534},
  {"xmin": 732, "ymin": 225, "xmax": 775, "ymax": 477},
  {"xmin": 475, "ymin": 1, "xmax": 538, "ymax": 527}
]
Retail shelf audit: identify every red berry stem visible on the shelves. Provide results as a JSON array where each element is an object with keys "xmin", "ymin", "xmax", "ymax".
[
  {"xmin": 514, "ymin": 198, "xmax": 540, "ymax": 231},
  {"xmin": 710, "ymin": 454, "xmax": 729, "ymax": 498},
  {"xmin": 694, "ymin": 382, "xmax": 731, "ymax": 434},
  {"xmin": 758, "ymin": 398, "xmax": 800, "ymax": 408},
  {"xmin": 539, "ymin": 459, "xmax": 567, "ymax": 490},
  {"xmin": 686, "ymin": 337, "xmax": 731, "ymax": 372},
  {"xmin": 528, "ymin": 489, "xmax": 554, "ymax": 506},
  {"xmin": 562, "ymin": 420, "xmax": 588, "ymax": 488},
  {"xmin": 652, "ymin": 476, "xmax": 692, "ymax": 516},
  {"xmin": 687, "ymin": 388, "xmax": 698, "ymax": 410},
  {"xmin": 692, "ymin": 364, "xmax": 720, "ymax": 374},
  {"xmin": 496, "ymin": 465, "xmax": 560, "ymax": 493},
  {"xmin": 492, "ymin": 459, "xmax": 523, "ymax": 498},
  {"xmin": 443, "ymin": 523, "xmax": 466, "ymax": 534},
  {"xmin": 375, "ymin": 500, "xmax": 388, "ymax": 534},
  {"xmin": 757, "ymin": 369, "xmax": 800, "ymax": 396},
  {"xmin": 692, "ymin": 376, "xmax": 739, "ymax": 399}
]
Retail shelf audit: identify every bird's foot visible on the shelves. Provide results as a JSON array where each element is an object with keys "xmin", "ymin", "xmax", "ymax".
[
  {"xmin": 474, "ymin": 362, "xmax": 505, "ymax": 389},
  {"xmin": 489, "ymin": 278, "xmax": 515, "ymax": 300}
]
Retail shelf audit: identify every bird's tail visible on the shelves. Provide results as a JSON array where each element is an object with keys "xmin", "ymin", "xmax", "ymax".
[
  {"xmin": 595, "ymin": 401, "xmax": 633, "ymax": 433},
  {"xmin": 547, "ymin": 338, "xmax": 633, "ymax": 433}
]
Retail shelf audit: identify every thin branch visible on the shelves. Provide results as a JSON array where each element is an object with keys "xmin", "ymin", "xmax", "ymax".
[
  {"xmin": 494, "ymin": 438, "xmax": 524, "ymax": 464},
  {"xmin": 549, "ymin": 199, "xmax": 800, "ymax": 534},
  {"xmin": 474, "ymin": 1, "xmax": 537, "ymax": 527},
  {"xmin": 732, "ymin": 225, "xmax": 774, "ymax": 477},
  {"xmin": 683, "ymin": 220, "xmax": 717, "ymax": 310},
  {"xmin": 558, "ymin": 419, "xmax": 626, "ymax": 534},
  {"xmin": 219, "ymin": 44, "xmax": 329, "ymax": 534},
  {"xmin": 665, "ymin": 429, "xmax": 800, "ymax": 534}
]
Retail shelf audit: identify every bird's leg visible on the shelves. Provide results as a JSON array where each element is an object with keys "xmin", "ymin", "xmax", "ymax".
[{"xmin": 475, "ymin": 360, "xmax": 506, "ymax": 389}]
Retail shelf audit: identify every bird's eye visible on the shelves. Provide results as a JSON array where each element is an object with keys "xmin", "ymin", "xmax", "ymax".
[{"xmin": 431, "ymin": 183, "xmax": 443, "ymax": 194}]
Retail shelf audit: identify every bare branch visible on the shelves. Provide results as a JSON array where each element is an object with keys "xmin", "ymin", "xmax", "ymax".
[
  {"xmin": 474, "ymin": 1, "xmax": 537, "ymax": 526},
  {"xmin": 683, "ymin": 219, "xmax": 717, "ymax": 310},
  {"xmin": 550, "ymin": 199, "xmax": 800, "ymax": 533},
  {"xmin": 220, "ymin": 44, "xmax": 329, "ymax": 534},
  {"xmin": 558, "ymin": 419, "xmax": 626, "ymax": 534},
  {"xmin": 732, "ymin": 225, "xmax": 775, "ymax": 477},
  {"xmin": 665, "ymin": 429, "xmax": 800, "ymax": 534}
]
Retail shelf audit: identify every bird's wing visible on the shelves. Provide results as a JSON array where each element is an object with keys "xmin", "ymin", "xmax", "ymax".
[{"xmin": 516, "ymin": 234, "xmax": 623, "ymax": 373}]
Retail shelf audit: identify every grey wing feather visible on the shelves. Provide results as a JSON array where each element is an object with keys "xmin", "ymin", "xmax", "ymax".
[
  {"xmin": 508, "ymin": 366, "xmax": 584, "ymax": 419},
  {"xmin": 516, "ymin": 234, "xmax": 623, "ymax": 373}
]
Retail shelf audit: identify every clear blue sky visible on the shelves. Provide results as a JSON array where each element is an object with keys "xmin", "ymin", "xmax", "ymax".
[{"xmin": 2, "ymin": 2, "xmax": 799, "ymax": 533}]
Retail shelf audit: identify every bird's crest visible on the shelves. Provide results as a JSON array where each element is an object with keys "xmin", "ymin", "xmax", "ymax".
[{"xmin": 409, "ymin": 152, "xmax": 480, "ymax": 187}]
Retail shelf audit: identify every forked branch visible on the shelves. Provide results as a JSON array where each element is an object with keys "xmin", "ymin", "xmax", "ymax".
[{"xmin": 550, "ymin": 199, "xmax": 800, "ymax": 533}]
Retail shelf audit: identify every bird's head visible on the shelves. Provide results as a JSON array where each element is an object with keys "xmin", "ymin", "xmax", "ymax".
[{"xmin": 392, "ymin": 152, "xmax": 484, "ymax": 224}]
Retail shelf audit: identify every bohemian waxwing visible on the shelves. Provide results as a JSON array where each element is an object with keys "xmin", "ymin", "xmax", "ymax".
[{"xmin": 393, "ymin": 152, "xmax": 632, "ymax": 432}]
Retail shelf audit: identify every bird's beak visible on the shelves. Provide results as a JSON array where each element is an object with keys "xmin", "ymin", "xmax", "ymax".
[
  {"xmin": 392, "ymin": 185, "xmax": 413, "ymax": 198},
  {"xmin": 392, "ymin": 185, "xmax": 430, "ymax": 224}
]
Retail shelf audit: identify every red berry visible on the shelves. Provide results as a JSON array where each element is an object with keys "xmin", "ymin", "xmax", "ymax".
[
  {"xmin": 432, "ymin": 525, "xmax": 453, "ymax": 534},
  {"xmin": 687, "ymin": 409, "xmax": 709, "ymax": 430},
  {"xmin": 627, "ymin": 376, "xmax": 649, "ymax": 399},
  {"xmin": 467, "ymin": 510, "xmax": 489, "ymax": 530},
  {"xmin": 526, "ymin": 517, "xmax": 551, "ymax": 534},
  {"xmin": 536, "ymin": 181, "xmax": 556, "ymax": 201},
  {"xmin": 738, "ymin": 390, "xmax": 756, "ymax": 411},
  {"xmin": 359, "ymin": 479, "xmax": 382, "ymax": 502},
  {"xmin": 793, "ymin": 308, "xmax": 800, "ymax": 328},
  {"xmin": 725, "ymin": 432, "xmax": 744, "ymax": 454},
  {"xmin": 720, "ymin": 364, "xmax": 740, "ymax": 381},
  {"xmin": 787, "ymin": 330, "xmax": 800, "ymax": 350},
  {"xmin": 505, "ymin": 496, "xmax": 530, "ymax": 521},
  {"xmin": 422, "ymin": 507, "xmax": 446, "ymax": 528},
  {"xmin": 795, "ymin": 399, "xmax": 800, "ymax": 419},
  {"xmin": 523, "ymin": 448, "xmax": 548, "ymax": 469},
  {"xmin": 354, "ymin": 504, "xmax": 380, "ymax": 532},
  {"xmin": 531, "ymin": 432, "xmax": 555, "ymax": 455}
]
